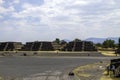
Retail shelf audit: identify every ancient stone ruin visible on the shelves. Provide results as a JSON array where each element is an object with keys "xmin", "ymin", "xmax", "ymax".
[
  {"xmin": 0, "ymin": 41, "xmax": 97, "ymax": 51},
  {"xmin": 61, "ymin": 41, "xmax": 97, "ymax": 51},
  {"xmin": 0, "ymin": 42, "xmax": 22, "ymax": 51},
  {"xmin": 22, "ymin": 41, "xmax": 54, "ymax": 51}
]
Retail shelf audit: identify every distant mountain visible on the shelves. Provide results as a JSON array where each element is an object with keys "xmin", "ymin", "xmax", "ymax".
[
  {"xmin": 85, "ymin": 37, "xmax": 119, "ymax": 44},
  {"xmin": 62, "ymin": 39, "xmax": 71, "ymax": 43}
]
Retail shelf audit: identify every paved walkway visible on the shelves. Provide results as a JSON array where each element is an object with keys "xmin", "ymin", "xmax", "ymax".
[{"xmin": 1, "ymin": 70, "xmax": 78, "ymax": 80}]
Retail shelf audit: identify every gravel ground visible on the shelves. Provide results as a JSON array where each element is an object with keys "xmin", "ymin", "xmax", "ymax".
[{"xmin": 0, "ymin": 56, "xmax": 107, "ymax": 80}]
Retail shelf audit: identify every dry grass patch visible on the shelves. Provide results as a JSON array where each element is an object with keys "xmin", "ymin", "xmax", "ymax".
[
  {"xmin": 73, "ymin": 62, "xmax": 108, "ymax": 80},
  {"xmin": 99, "ymin": 51, "xmax": 117, "ymax": 56},
  {"xmin": 100, "ymin": 71, "xmax": 120, "ymax": 80}
]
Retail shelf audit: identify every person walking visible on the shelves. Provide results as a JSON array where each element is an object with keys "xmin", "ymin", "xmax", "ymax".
[{"xmin": 111, "ymin": 65, "xmax": 115, "ymax": 76}]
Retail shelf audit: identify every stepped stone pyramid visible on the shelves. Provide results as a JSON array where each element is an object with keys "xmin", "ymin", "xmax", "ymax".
[
  {"xmin": 22, "ymin": 41, "xmax": 54, "ymax": 51},
  {"xmin": 0, "ymin": 41, "xmax": 97, "ymax": 51},
  {"xmin": 0, "ymin": 42, "xmax": 22, "ymax": 51},
  {"xmin": 61, "ymin": 41, "xmax": 97, "ymax": 51}
]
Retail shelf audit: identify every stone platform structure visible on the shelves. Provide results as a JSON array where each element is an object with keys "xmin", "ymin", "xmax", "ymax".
[
  {"xmin": 0, "ymin": 41, "xmax": 97, "ymax": 51},
  {"xmin": 22, "ymin": 41, "xmax": 54, "ymax": 51},
  {"xmin": 0, "ymin": 42, "xmax": 22, "ymax": 51},
  {"xmin": 61, "ymin": 41, "xmax": 97, "ymax": 51}
]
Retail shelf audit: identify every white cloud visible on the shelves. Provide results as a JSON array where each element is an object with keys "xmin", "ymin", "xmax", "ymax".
[
  {"xmin": 0, "ymin": 15, "xmax": 3, "ymax": 18},
  {"xmin": 0, "ymin": 0, "xmax": 4, "ymax": 5},
  {"xmin": 105, "ymin": 0, "xmax": 116, "ymax": 5},
  {"xmin": 74, "ymin": 0, "xmax": 89, "ymax": 5},
  {"xmin": 13, "ymin": 0, "xmax": 20, "ymax": 4},
  {"xmin": 1, "ymin": 0, "xmax": 120, "ymax": 42},
  {"xmin": 12, "ymin": 0, "xmax": 86, "ymax": 27},
  {"xmin": 0, "ymin": 2, "xmax": 15, "ymax": 14}
]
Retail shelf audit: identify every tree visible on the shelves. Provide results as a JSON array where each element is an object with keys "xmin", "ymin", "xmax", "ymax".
[
  {"xmin": 118, "ymin": 38, "xmax": 120, "ymax": 49},
  {"xmin": 116, "ymin": 38, "xmax": 120, "ymax": 54},
  {"xmin": 60, "ymin": 40, "xmax": 67, "ymax": 45},
  {"xmin": 102, "ymin": 39, "xmax": 115, "ymax": 48},
  {"xmin": 54, "ymin": 38, "xmax": 60, "ymax": 44},
  {"xmin": 95, "ymin": 43, "xmax": 102, "ymax": 47},
  {"xmin": 73, "ymin": 38, "xmax": 81, "ymax": 42}
]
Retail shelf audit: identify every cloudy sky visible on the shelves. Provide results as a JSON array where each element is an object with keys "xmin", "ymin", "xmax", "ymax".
[{"xmin": 0, "ymin": 0, "xmax": 120, "ymax": 42}]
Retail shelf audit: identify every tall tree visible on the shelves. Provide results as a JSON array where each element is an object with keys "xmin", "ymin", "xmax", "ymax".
[
  {"xmin": 54, "ymin": 38, "xmax": 60, "ymax": 44},
  {"xmin": 60, "ymin": 40, "xmax": 67, "ymax": 45},
  {"xmin": 73, "ymin": 38, "xmax": 81, "ymax": 42},
  {"xmin": 102, "ymin": 39, "xmax": 115, "ymax": 48},
  {"xmin": 95, "ymin": 43, "xmax": 102, "ymax": 47},
  {"xmin": 118, "ymin": 38, "xmax": 120, "ymax": 49}
]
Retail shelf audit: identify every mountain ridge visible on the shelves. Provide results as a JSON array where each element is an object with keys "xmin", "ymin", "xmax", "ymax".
[{"xmin": 85, "ymin": 37, "xmax": 119, "ymax": 44}]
